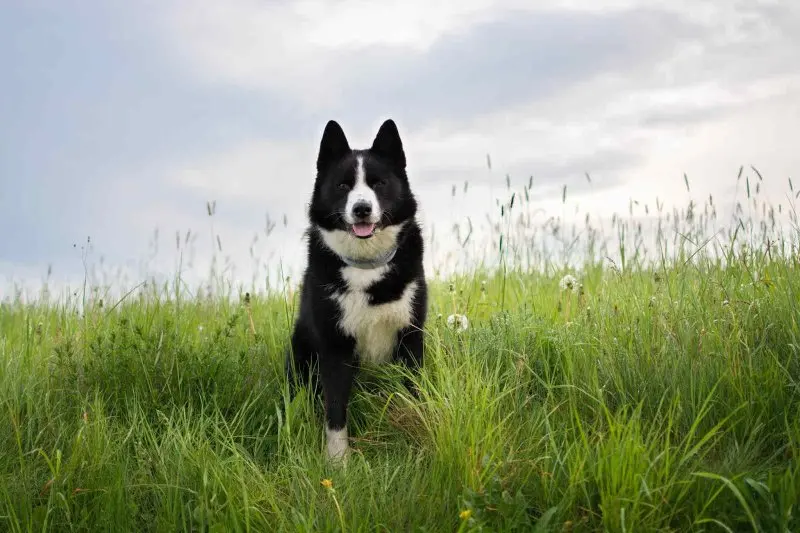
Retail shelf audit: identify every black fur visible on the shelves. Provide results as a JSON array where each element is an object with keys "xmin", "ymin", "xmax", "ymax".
[{"xmin": 285, "ymin": 119, "xmax": 427, "ymax": 457}]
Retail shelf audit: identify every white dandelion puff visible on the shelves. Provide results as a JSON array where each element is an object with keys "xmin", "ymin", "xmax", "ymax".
[
  {"xmin": 559, "ymin": 274, "xmax": 579, "ymax": 293},
  {"xmin": 446, "ymin": 314, "xmax": 469, "ymax": 331}
]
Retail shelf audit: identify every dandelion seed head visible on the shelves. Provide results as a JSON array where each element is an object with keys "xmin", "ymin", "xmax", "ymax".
[
  {"xmin": 446, "ymin": 314, "xmax": 469, "ymax": 331},
  {"xmin": 559, "ymin": 274, "xmax": 579, "ymax": 292}
]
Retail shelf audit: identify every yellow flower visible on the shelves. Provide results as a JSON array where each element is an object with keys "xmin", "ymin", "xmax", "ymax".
[
  {"xmin": 320, "ymin": 479, "xmax": 333, "ymax": 489},
  {"xmin": 459, "ymin": 509, "xmax": 472, "ymax": 520}
]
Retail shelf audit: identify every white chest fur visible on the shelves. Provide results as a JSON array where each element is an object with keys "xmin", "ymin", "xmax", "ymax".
[{"xmin": 333, "ymin": 266, "xmax": 417, "ymax": 365}]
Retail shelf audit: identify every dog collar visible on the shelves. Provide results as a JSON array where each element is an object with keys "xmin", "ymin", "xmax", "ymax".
[{"xmin": 340, "ymin": 247, "xmax": 398, "ymax": 269}]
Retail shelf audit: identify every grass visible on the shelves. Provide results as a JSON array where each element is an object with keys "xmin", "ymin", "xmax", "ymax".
[{"xmin": 1, "ymin": 170, "xmax": 799, "ymax": 531}]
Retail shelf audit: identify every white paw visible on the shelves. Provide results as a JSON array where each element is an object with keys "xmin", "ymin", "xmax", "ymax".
[{"xmin": 326, "ymin": 427, "xmax": 350, "ymax": 465}]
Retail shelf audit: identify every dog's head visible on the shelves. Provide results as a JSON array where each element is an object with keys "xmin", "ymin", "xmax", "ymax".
[{"xmin": 309, "ymin": 119, "xmax": 417, "ymax": 260}]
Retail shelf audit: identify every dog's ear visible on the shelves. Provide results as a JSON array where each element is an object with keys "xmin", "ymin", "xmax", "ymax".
[
  {"xmin": 370, "ymin": 119, "xmax": 406, "ymax": 170},
  {"xmin": 317, "ymin": 120, "xmax": 350, "ymax": 174}
]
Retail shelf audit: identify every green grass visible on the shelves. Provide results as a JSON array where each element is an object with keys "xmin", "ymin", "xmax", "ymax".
[{"xmin": 2, "ymin": 173, "xmax": 800, "ymax": 532}]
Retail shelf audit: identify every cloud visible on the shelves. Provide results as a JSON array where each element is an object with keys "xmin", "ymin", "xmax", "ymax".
[
  {"xmin": 2, "ymin": 0, "xmax": 799, "ymax": 297},
  {"xmin": 0, "ymin": 1, "xmax": 317, "ymax": 278},
  {"xmin": 332, "ymin": 9, "xmax": 699, "ymax": 126},
  {"xmin": 157, "ymin": 1, "xmax": 698, "ymax": 124},
  {"xmin": 153, "ymin": 0, "xmax": 505, "ymax": 103}
]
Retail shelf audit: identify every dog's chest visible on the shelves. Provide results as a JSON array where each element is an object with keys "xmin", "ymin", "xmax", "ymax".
[{"xmin": 333, "ymin": 266, "xmax": 416, "ymax": 365}]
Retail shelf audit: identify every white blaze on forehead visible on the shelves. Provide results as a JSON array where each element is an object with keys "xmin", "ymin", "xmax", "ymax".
[{"xmin": 344, "ymin": 155, "xmax": 381, "ymax": 224}]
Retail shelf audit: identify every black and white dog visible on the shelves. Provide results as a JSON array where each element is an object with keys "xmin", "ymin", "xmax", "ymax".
[{"xmin": 286, "ymin": 119, "xmax": 428, "ymax": 461}]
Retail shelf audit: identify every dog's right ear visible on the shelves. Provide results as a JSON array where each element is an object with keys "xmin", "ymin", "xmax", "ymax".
[{"xmin": 317, "ymin": 120, "xmax": 350, "ymax": 174}]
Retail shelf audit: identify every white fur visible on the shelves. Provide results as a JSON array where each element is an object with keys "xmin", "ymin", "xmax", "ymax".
[
  {"xmin": 326, "ymin": 426, "xmax": 349, "ymax": 461},
  {"xmin": 319, "ymin": 222, "xmax": 405, "ymax": 261},
  {"xmin": 344, "ymin": 155, "xmax": 381, "ymax": 225},
  {"xmin": 334, "ymin": 268, "xmax": 418, "ymax": 366}
]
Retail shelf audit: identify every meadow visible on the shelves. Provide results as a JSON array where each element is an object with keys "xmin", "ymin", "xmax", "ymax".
[{"xmin": 1, "ymin": 171, "xmax": 799, "ymax": 532}]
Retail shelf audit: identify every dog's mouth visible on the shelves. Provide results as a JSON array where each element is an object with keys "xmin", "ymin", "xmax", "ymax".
[{"xmin": 350, "ymin": 222, "xmax": 376, "ymax": 239}]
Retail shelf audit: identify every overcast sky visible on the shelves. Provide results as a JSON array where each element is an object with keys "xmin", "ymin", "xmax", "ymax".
[{"xmin": 2, "ymin": 0, "xmax": 799, "ymax": 298}]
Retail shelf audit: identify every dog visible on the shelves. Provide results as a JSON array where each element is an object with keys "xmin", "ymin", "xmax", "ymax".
[{"xmin": 286, "ymin": 118, "xmax": 428, "ymax": 462}]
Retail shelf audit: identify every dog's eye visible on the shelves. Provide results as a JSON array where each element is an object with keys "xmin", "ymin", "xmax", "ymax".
[
  {"xmin": 374, "ymin": 179, "xmax": 387, "ymax": 187},
  {"xmin": 338, "ymin": 182, "xmax": 350, "ymax": 191}
]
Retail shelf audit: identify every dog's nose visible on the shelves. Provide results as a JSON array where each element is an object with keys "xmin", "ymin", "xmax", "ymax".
[{"xmin": 352, "ymin": 201, "xmax": 372, "ymax": 219}]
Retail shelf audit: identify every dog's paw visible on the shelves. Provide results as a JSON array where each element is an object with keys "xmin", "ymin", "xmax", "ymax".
[
  {"xmin": 326, "ymin": 427, "xmax": 351, "ymax": 467},
  {"xmin": 327, "ymin": 449, "xmax": 351, "ymax": 469},
  {"xmin": 326, "ymin": 446, "xmax": 351, "ymax": 469}
]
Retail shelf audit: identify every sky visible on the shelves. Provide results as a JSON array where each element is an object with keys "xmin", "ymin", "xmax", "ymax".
[{"xmin": 2, "ymin": 0, "xmax": 799, "ymax": 299}]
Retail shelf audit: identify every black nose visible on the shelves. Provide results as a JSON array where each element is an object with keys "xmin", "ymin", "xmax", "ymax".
[{"xmin": 352, "ymin": 201, "xmax": 372, "ymax": 219}]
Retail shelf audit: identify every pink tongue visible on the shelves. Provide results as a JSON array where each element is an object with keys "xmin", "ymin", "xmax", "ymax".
[{"xmin": 352, "ymin": 223, "xmax": 375, "ymax": 237}]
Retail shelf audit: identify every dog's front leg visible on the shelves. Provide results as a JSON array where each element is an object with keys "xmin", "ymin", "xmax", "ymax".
[
  {"xmin": 319, "ymin": 353, "xmax": 357, "ymax": 462},
  {"xmin": 395, "ymin": 325, "xmax": 424, "ymax": 398}
]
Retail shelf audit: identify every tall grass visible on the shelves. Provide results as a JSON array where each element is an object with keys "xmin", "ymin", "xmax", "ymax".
[{"xmin": 1, "ymin": 170, "xmax": 799, "ymax": 532}]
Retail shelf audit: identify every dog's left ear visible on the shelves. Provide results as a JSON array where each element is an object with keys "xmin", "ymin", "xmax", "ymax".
[{"xmin": 371, "ymin": 119, "xmax": 406, "ymax": 170}]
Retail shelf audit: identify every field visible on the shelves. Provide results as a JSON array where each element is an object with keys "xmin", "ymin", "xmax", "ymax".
[{"xmin": 2, "ymin": 174, "xmax": 799, "ymax": 532}]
